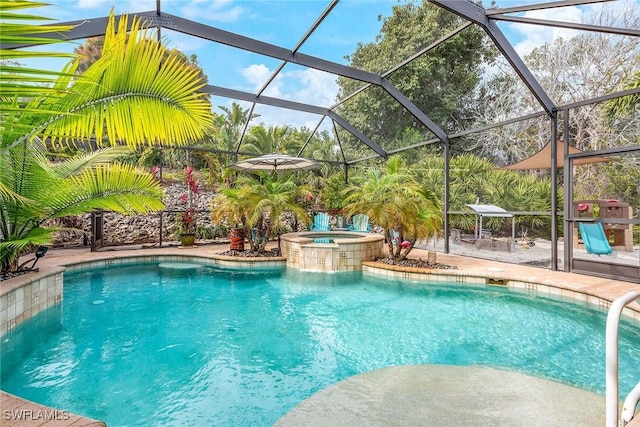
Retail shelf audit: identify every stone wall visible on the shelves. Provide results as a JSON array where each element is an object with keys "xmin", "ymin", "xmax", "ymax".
[{"xmin": 51, "ymin": 184, "xmax": 220, "ymax": 248}]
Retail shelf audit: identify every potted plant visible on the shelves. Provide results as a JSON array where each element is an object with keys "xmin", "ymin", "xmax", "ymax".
[
  {"xmin": 210, "ymin": 186, "xmax": 250, "ymax": 252},
  {"xmin": 177, "ymin": 207, "xmax": 197, "ymax": 246},
  {"xmin": 177, "ymin": 166, "xmax": 200, "ymax": 247}
]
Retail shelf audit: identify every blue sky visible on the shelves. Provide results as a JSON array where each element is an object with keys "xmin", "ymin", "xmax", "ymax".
[{"xmin": 20, "ymin": 0, "xmax": 640, "ymax": 129}]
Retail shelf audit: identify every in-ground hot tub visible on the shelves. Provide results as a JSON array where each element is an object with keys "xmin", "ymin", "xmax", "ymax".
[{"xmin": 279, "ymin": 231, "xmax": 384, "ymax": 272}]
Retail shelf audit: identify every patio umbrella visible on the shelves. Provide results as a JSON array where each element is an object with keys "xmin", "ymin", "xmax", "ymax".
[{"xmin": 229, "ymin": 153, "xmax": 318, "ymax": 172}]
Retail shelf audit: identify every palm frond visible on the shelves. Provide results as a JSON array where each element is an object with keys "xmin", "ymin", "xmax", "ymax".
[
  {"xmin": 0, "ymin": 0, "xmax": 75, "ymax": 100},
  {"xmin": 44, "ymin": 163, "xmax": 165, "ymax": 217},
  {"xmin": 30, "ymin": 13, "xmax": 212, "ymax": 149},
  {"xmin": 0, "ymin": 226, "xmax": 59, "ymax": 271},
  {"xmin": 47, "ymin": 146, "xmax": 132, "ymax": 178}
]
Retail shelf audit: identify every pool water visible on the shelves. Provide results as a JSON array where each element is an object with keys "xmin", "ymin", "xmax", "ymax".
[
  {"xmin": 313, "ymin": 237, "xmax": 334, "ymax": 243},
  {"xmin": 2, "ymin": 262, "xmax": 640, "ymax": 426},
  {"xmin": 307, "ymin": 233, "xmax": 359, "ymax": 243}
]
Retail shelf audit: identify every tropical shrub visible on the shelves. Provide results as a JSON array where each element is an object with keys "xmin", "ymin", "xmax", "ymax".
[
  {"xmin": 0, "ymin": 5, "xmax": 212, "ymax": 271},
  {"xmin": 342, "ymin": 157, "xmax": 442, "ymax": 261},
  {"xmin": 0, "ymin": 146, "xmax": 164, "ymax": 271},
  {"xmin": 211, "ymin": 173, "xmax": 311, "ymax": 252}
]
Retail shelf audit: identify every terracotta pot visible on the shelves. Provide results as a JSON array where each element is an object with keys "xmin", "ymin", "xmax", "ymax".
[{"xmin": 230, "ymin": 228, "xmax": 245, "ymax": 251}]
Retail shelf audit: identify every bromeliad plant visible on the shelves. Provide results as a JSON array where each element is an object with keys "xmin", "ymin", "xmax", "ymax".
[
  {"xmin": 176, "ymin": 166, "xmax": 200, "ymax": 235},
  {"xmin": 0, "ymin": 3, "xmax": 212, "ymax": 272}
]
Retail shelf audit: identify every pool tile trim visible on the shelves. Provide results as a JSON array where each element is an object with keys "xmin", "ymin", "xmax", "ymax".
[
  {"xmin": 362, "ymin": 261, "xmax": 640, "ymax": 323},
  {"xmin": 1, "ymin": 253, "xmax": 285, "ymax": 336}
]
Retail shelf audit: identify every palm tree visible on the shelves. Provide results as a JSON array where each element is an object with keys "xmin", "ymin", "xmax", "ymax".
[
  {"xmin": 242, "ymin": 125, "xmax": 298, "ymax": 155},
  {"xmin": 343, "ymin": 156, "xmax": 442, "ymax": 261},
  {"xmin": 1, "ymin": 5, "xmax": 212, "ymax": 271},
  {"xmin": 211, "ymin": 174, "xmax": 311, "ymax": 252},
  {"xmin": 0, "ymin": 146, "xmax": 163, "ymax": 271},
  {"xmin": 243, "ymin": 173, "xmax": 311, "ymax": 252},
  {"xmin": 218, "ymin": 102, "xmax": 258, "ymax": 150},
  {"xmin": 210, "ymin": 185, "xmax": 253, "ymax": 246}
]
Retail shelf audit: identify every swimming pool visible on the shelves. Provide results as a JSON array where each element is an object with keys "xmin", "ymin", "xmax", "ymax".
[{"xmin": 2, "ymin": 262, "xmax": 640, "ymax": 426}]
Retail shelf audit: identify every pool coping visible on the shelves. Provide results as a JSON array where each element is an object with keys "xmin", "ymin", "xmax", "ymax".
[
  {"xmin": 362, "ymin": 261, "xmax": 640, "ymax": 323},
  {"xmin": 1, "ymin": 391, "xmax": 105, "ymax": 426}
]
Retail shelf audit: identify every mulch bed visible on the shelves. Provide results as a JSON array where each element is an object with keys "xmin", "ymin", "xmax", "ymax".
[
  {"xmin": 374, "ymin": 257, "xmax": 458, "ymax": 270},
  {"xmin": 216, "ymin": 250, "xmax": 458, "ymax": 270},
  {"xmin": 217, "ymin": 249, "xmax": 282, "ymax": 258},
  {"xmin": 0, "ymin": 269, "xmax": 37, "ymax": 281}
]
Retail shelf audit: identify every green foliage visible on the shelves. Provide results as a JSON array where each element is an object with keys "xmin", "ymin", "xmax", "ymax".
[
  {"xmin": 414, "ymin": 154, "xmax": 558, "ymax": 237},
  {"xmin": 0, "ymin": 145, "xmax": 164, "ymax": 271},
  {"xmin": 601, "ymin": 160, "xmax": 640, "ymax": 205},
  {"xmin": 0, "ymin": 0, "xmax": 75, "ymax": 106},
  {"xmin": 73, "ymin": 34, "xmax": 209, "ymax": 86},
  {"xmin": 343, "ymin": 157, "xmax": 442, "ymax": 260},
  {"xmin": 318, "ymin": 172, "xmax": 347, "ymax": 212},
  {"xmin": 0, "ymin": 4, "xmax": 213, "ymax": 271},
  {"xmin": 3, "ymin": 13, "xmax": 212, "ymax": 152},
  {"xmin": 603, "ymin": 70, "xmax": 640, "ymax": 120},
  {"xmin": 242, "ymin": 125, "xmax": 300, "ymax": 155},
  {"xmin": 211, "ymin": 174, "xmax": 312, "ymax": 252},
  {"xmin": 336, "ymin": 1, "xmax": 496, "ymax": 149}
]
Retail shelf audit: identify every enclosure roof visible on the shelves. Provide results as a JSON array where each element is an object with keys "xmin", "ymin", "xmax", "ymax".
[{"xmin": 4, "ymin": 0, "xmax": 640, "ymax": 164}]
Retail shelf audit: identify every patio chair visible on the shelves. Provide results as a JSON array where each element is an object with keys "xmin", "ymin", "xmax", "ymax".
[
  {"xmin": 310, "ymin": 212, "xmax": 331, "ymax": 231},
  {"xmin": 348, "ymin": 214, "xmax": 372, "ymax": 232},
  {"xmin": 17, "ymin": 246, "xmax": 49, "ymax": 272},
  {"xmin": 390, "ymin": 230, "xmax": 400, "ymax": 246}
]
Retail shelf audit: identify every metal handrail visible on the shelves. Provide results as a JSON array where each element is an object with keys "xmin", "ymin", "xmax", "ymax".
[{"xmin": 606, "ymin": 290, "xmax": 640, "ymax": 427}]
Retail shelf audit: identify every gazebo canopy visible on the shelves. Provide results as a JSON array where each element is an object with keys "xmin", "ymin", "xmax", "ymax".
[
  {"xmin": 465, "ymin": 204, "xmax": 512, "ymax": 218},
  {"xmin": 499, "ymin": 141, "xmax": 611, "ymax": 170},
  {"xmin": 466, "ymin": 204, "xmax": 515, "ymax": 247}
]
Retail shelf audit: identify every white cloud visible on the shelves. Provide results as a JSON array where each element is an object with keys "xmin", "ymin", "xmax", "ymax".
[
  {"xmin": 232, "ymin": 64, "xmax": 339, "ymax": 129},
  {"xmin": 239, "ymin": 64, "xmax": 338, "ymax": 107},
  {"xmin": 75, "ymin": 0, "xmax": 111, "ymax": 10},
  {"xmin": 75, "ymin": 0, "xmax": 155, "ymax": 12},
  {"xmin": 161, "ymin": 30, "xmax": 209, "ymax": 54},
  {"xmin": 178, "ymin": 0, "xmax": 246, "ymax": 23},
  {"xmin": 240, "ymin": 64, "xmax": 278, "ymax": 91},
  {"xmin": 287, "ymin": 68, "xmax": 339, "ymax": 107},
  {"xmin": 508, "ymin": 6, "xmax": 583, "ymax": 57}
]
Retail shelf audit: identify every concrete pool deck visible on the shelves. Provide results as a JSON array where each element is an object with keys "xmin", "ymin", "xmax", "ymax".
[{"xmin": 1, "ymin": 243, "xmax": 639, "ymax": 426}]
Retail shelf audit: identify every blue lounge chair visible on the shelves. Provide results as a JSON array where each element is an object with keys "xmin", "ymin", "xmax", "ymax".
[
  {"xmin": 310, "ymin": 213, "xmax": 331, "ymax": 231},
  {"xmin": 348, "ymin": 214, "xmax": 372, "ymax": 232},
  {"xmin": 578, "ymin": 222, "xmax": 612, "ymax": 255},
  {"xmin": 390, "ymin": 230, "xmax": 400, "ymax": 245}
]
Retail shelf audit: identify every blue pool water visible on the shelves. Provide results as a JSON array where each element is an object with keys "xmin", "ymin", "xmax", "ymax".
[{"xmin": 2, "ymin": 262, "xmax": 640, "ymax": 426}]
